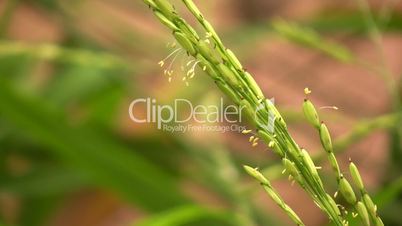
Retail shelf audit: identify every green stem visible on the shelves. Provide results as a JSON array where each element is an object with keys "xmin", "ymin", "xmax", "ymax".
[{"xmin": 244, "ymin": 166, "xmax": 305, "ymax": 226}]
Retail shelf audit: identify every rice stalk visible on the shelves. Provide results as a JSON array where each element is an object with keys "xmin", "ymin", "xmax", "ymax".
[{"xmin": 142, "ymin": 0, "xmax": 382, "ymax": 225}]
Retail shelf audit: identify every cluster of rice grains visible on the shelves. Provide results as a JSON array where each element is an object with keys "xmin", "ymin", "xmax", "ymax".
[
  {"xmin": 302, "ymin": 90, "xmax": 383, "ymax": 226},
  {"xmin": 143, "ymin": 0, "xmax": 382, "ymax": 225}
]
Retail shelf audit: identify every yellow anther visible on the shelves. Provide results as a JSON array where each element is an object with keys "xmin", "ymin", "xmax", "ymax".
[{"xmin": 304, "ymin": 87, "xmax": 312, "ymax": 95}]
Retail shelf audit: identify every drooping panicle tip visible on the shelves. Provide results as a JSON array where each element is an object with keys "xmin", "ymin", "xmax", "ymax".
[
  {"xmin": 243, "ymin": 165, "xmax": 257, "ymax": 177},
  {"xmin": 243, "ymin": 165, "xmax": 269, "ymax": 184}
]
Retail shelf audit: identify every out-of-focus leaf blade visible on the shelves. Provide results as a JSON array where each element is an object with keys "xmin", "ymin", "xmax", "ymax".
[
  {"xmin": 1, "ymin": 167, "xmax": 88, "ymax": 196},
  {"xmin": 134, "ymin": 205, "xmax": 234, "ymax": 226},
  {"xmin": 307, "ymin": 11, "xmax": 402, "ymax": 33},
  {"xmin": 0, "ymin": 80, "xmax": 189, "ymax": 211},
  {"xmin": 19, "ymin": 195, "xmax": 63, "ymax": 226},
  {"xmin": 374, "ymin": 177, "xmax": 402, "ymax": 207},
  {"xmin": 0, "ymin": 41, "xmax": 130, "ymax": 70},
  {"xmin": 271, "ymin": 19, "xmax": 355, "ymax": 62}
]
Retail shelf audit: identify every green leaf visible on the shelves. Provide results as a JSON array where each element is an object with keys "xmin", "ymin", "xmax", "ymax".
[
  {"xmin": 1, "ymin": 166, "xmax": 88, "ymax": 196},
  {"xmin": 0, "ymin": 41, "xmax": 129, "ymax": 70},
  {"xmin": 134, "ymin": 205, "xmax": 234, "ymax": 226},
  {"xmin": 271, "ymin": 19, "xmax": 355, "ymax": 63},
  {"xmin": 0, "ymin": 79, "xmax": 190, "ymax": 211},
  {"xmin": 374, "ymin": 177, "xmax": 402, "ymax": 208}
]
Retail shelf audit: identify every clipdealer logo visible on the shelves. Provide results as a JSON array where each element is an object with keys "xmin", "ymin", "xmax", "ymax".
[{"xmin": 128, "ymin": 97, "xmax": 276, "ymax": 133}]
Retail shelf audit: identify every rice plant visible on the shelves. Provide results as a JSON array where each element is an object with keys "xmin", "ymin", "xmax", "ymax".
[{"xmin": 142, "ymin": 0, "xmax": 385, "ymax": 225}]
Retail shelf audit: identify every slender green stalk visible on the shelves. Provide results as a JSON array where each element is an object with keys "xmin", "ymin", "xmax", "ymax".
[
  {"xmin": 244, "ymin": 166, "xmax": 305, "ymax": 226},
  {"xmin": 141, "ymin": 1, "xmax": 382, "ymax": 225},
  {"xmin": 356, "ymin": 0, "xmax": 402, "ymax": 195},
  {"xmin": 0, "ymin": 41, "xmax": 130, "ymax": 70},
  {"xmin": 355, "ymin": 0, "xmax": 395, "ymax": 91}
]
